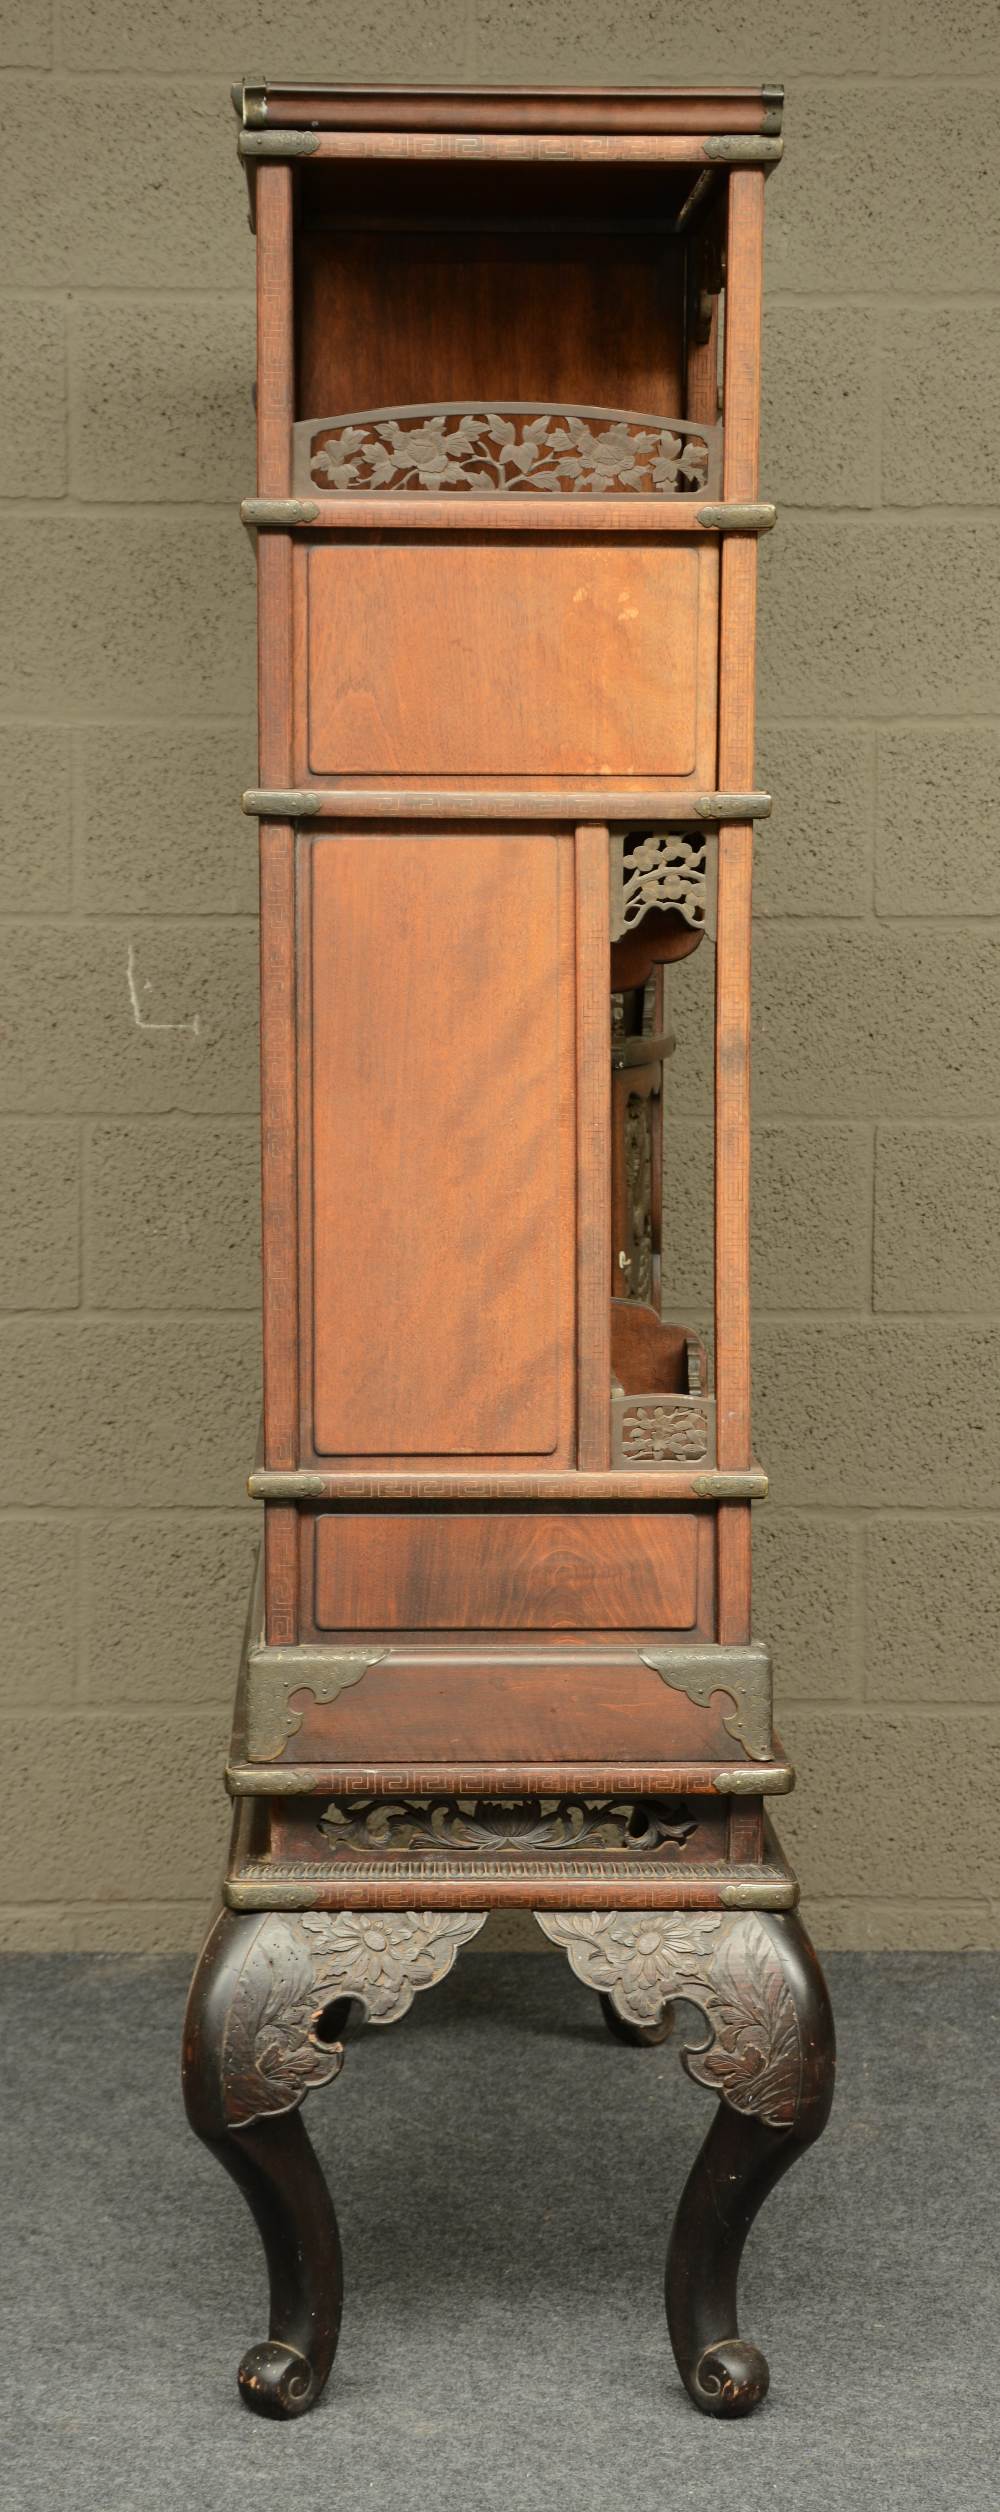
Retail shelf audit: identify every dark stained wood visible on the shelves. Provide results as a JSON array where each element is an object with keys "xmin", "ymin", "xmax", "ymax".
[
  {"xmin": 665, "ymin": 1911, "xmax": 835, "ymax": 2416},
  {"xmin": 601, "ymin": 1995, "xmax": 676, "ymax": 2046},
  {"xmin": 298, "ymin": 223, "xmax": 684, "ymax": 416},
  {"xmin": 269, "ymin": 1794, "xmax": 728, "ymax": 1867},
  {"xmin": 182, "ymin": 1909, "xmax": 344, "ymax": 2418},
  {"xmin": 313, "ymin": 1509, "xmax": 701, "ymax": 1631},
  {"xmin": 281, "ymin": 1641, "xmax": 739, "ymax": 1768}
]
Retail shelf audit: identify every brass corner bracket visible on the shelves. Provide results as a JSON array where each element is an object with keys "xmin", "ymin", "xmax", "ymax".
[
  {"xmin": 639, "ymin": 1641, "xmax": 773, "ymax": 1762},
  {"xmin": 245, "ymin": 1643, "xmax": 389, "ymax": 1760}
]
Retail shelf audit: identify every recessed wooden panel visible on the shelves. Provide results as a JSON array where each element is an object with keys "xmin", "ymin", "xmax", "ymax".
[
  {"xmin": 314, "ymin": 1511, "xmax": 699, "ymax": 1629},
  {"xmin": 305, "ymin": 538, "xmax": 716, "ymax": 782},
  {"xmin": 284, "ymin": 1641, "xmax": 737, "ymax": 1766},
  {"xmin": 309, "ymin": 832, "xmax": 575, "ymax": 1459},
  {"xmin": 297, "ymin": 196, "xmax": 685, "ymax": 415}
]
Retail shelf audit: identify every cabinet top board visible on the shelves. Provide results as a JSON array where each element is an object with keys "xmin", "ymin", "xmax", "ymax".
[{"xmin": 231, "ymin": 80, "xmax": 784, "ymax": 138}]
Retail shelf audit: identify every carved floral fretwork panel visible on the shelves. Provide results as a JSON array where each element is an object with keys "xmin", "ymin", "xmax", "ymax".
[
  {"xmin": 610, "ymin": 833, "xmax": 708, "ymax": 941},
  {"xmin": 297, "ymin": 405, "xmax": 719, "ymax": 497},
  {"xmin": 536, "ymin": 1910, "xmax": 804, "ymax": 2128},
  {"xmin": 617, "ymin": 1399, "xmax": 710, "ymax": 1464},
  {"xmin": 319, "ymin": 1795, "xmax": 697, "ymax": 1857}
]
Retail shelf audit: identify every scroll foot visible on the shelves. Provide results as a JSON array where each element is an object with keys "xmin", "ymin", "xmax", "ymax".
[
  {"xmin": 536, "ymin": 1904, "xmax": 834, "ymax": 2418},
  {"xmin": 183, "ymin": 1905, "xmax": 487, "ymax": 2415}
]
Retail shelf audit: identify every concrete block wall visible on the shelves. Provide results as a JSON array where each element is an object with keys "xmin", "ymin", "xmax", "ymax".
[{"xmin": 1, "ymin": 3, "xmax": 997, "ymax": 1951}]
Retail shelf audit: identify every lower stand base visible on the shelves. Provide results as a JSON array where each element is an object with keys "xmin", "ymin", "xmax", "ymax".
[{"xmin": 182, "ymin": 1901, "xmax": 834, "ymax": 2422}]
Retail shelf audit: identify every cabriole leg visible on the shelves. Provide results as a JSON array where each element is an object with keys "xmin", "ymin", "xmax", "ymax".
[
  {"xmin": 536, "ymin": 1905, "xmax": 834, "ymax": 2420},
  {"xmin": 182, "ymin": 1906, "xmax": 487, "ymax": 2418}
]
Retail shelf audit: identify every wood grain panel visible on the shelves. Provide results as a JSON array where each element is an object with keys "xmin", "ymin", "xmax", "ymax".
[
  {"xmin": 306, "ymin": 538, "xmax": 716, "ymax": 782},
  {"xmin": 285, "ymin": 1642, "xmax": 737, "ymax": 1765},
  {"xmin": 314, "ymin": 1511, "xmax": 699, "ymax": 1630},
  {"xmin": 298, "ymin": 222, "xmax": 683, "ymax": 416},
  {"xmin": 575, "ymin": 825, "xmax": 611, "ymax": 1467},
  {"xmin": 309, "ymin": 832, "xmax": 575, "ymax": 1459}
]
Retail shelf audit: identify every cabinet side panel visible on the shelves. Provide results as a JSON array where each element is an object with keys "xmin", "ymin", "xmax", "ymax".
[
  {"xmin": 306, "ymin": 539, "xmax": 715, "ymax": 784},
  {"xmin": 310, "ymin": 831, "xmax": 575, "ymax": 1458}
]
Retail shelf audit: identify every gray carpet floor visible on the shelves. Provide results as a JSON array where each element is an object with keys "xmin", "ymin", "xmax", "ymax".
[{"xmin": 2, "ymin": 1948, "xmax": 997, "ymax": 2511}]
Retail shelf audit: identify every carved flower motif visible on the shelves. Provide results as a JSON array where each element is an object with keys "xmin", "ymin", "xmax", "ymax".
[
  {"xmin": 621, "ymin": 1403, "xmax": 709, "ymax": 1463},
  {"xmin": 308, "ymin": 407, "xmax": 712, "ymax": 497},
  {"xmin": 223, "ymin": 1911, "xmax": 489, "ymax": 2122},
  {"xmin": 536, "ymin": 1911, "xmax": 803, "ymax": 2128},
  {"xmin": 615, "ymin": 833, "xmax": 707, "ymax": 936}
]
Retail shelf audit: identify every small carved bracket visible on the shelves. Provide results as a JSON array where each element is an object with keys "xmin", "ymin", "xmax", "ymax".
[
  {"xmin": 609, "ymin": 832, "xmax": 707, "ymax": 942},
  {"xmin": 222, "ymin": 1909, "xmax": 488, "ymax": 2127},
  {"xmin": 613, "ymin": 1393, "xmax": 715, "ymax": 1466},
  {"xmin": 535, "ymin": 1908, "xmax": 803, "ymax": 2127},
  {"xmin": 245, "ymin": 1645, "xmax": 389, "ymax": 1760},
  {"xmin": 638, "ymin": 1642, "xmax": 772, "ymax": 1761}
]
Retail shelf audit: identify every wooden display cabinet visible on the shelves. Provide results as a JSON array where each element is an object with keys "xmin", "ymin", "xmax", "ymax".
[{"xmin": 183, "ymin": 78, "xmax": 835, "ymax": 2424}]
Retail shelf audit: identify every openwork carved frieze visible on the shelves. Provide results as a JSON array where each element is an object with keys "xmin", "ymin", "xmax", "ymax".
[
  {"xmin": 536, "ymin": 1910, "xmax": 804, "ymax": 2128},
  {"xmin": 610, "ymin": 833, "xmax": 708, "ymax": 941},
  {"xmin": 221, "ymin": 1909, "xmax": 488, "ymax": 2126},
  {"xmin": 297, "ymin": 405, "xmax": 719, "ymax": 497},
  {"xmin": 318, "ymin": 1794, "xmax": 697, "ymax": 1857}
]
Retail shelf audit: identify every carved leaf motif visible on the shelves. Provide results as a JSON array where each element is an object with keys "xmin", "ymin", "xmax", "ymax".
[
  {"xmin": 318, "ymin": 1794, "xmax": 697, "ymax": 1857},
  {"xmin": 535, "ymin": 1910, "xmax": 803, "ymax": 2129},
  {"xmin": 308, "ymin": 407, "xmax": 712, "ymax": 497},
  {"xmin": 223, "ymin": 1927, "xmax": 345, "ymax": 2126},
  {"xmin": 222, "ymin": 1911, "xmax": 488, "ymax": 2126},
  {"xmin": 611, "ymin": 833, "xmax": 708, "ymax": 941}
]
